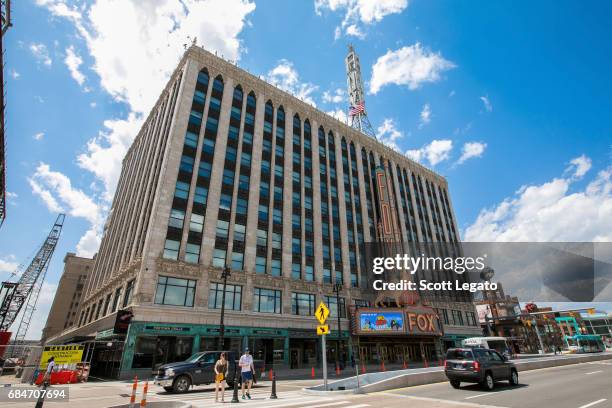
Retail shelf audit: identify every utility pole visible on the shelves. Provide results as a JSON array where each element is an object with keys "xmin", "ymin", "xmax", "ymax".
[
  {"xmin": 333, "ymin": 283, "xmax": 343, "ymax": 370},
  {"xmin": 218, "ymin": 266, "xmax": 231, "ymax": 349}
]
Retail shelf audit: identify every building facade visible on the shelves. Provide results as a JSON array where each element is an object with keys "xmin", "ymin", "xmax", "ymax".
[
  {"xmin": 581, "ymin": 311, "xmax": 612, "ymax": 346},
  {"xmin": 46, "ymin": 46, "xmax": 480, "ymax": 379},
  {"xmin": 41, "ymin": 253, "xmax": 93, "ymax": 343}
]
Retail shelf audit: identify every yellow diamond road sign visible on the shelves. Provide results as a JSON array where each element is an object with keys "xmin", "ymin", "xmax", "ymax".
[
  {"xmin": 316, "ymin": 301, "xmax": 330, "ymax": 324},
  {"xmin": 317, "ymin": 324, "xmax": 330, "ymax": 335}
]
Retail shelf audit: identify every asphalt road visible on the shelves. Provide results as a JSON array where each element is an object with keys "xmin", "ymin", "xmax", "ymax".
[{"xmin": 375, "ymin": 359, "xmax": 612, "ymax": 408}]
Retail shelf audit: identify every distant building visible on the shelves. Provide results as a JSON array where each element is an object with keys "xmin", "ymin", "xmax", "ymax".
[
  {"xmin": 41, "ymin": 253, "xmax": 93, "ymax": 342},
  {"xmin": 580, "ymin": 311, "xmax": 611, "ymax": 347}
]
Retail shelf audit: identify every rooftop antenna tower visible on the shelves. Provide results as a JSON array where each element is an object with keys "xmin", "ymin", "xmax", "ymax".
[{"xmin": 346, "ymin": 44, "xmax": 376, "ymax": 138}]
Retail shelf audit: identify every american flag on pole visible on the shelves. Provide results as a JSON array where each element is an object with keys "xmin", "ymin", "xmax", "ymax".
[{"xmin": 349, "ymin": 101, "xmax": 365, "ymax": 116}]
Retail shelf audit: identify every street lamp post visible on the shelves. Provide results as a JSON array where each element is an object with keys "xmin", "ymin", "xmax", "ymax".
[
  {"xmin": 218, "ymin": 266, "xmax": 231, "ymax": 349},
  {"xmin": 333, "ymin": 282, "xmax": 343, "ymax": 371}
]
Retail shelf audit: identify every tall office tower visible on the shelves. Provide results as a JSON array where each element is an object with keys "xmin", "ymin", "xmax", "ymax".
[{"xmin": 45, "ymin": 45, "xmax": 480, "ymax": 379}]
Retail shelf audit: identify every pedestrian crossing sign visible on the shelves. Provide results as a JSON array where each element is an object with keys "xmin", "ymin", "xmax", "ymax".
[
  {"xmin": 315, "ymin": 301, "xmax": 330, "ymax": 324},
  {"xmin": 317, "ymin": 324, "xmax": 330, "ymax": 335}
]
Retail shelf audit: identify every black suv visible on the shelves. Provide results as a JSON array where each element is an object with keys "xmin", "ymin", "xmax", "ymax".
[
  {"xmin": 444, "ymin": 347, "xmax": 519, "ymax": 390},
  {"xmin": 154, "ymin": 350, "xmax": 266, "ymax": 393}
]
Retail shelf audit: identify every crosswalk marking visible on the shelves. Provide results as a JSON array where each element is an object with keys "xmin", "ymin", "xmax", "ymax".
[{"xmin": 145, "ymin": 388, "xmax": 371, "ymax": 408}]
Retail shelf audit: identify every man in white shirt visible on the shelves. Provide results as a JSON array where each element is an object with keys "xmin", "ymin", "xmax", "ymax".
[
  {"xmin": 42, "ymin": 357, "xmax": 56, "ymax": 386},
  {"xmin": 239, "ymin": 348, "xmax": 254, "ymax": 399}
]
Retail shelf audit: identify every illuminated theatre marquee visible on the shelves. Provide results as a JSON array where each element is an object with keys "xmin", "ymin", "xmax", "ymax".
[{"xmin": 354, "ymin": 307, "xmax": 442, "ymax": 336}]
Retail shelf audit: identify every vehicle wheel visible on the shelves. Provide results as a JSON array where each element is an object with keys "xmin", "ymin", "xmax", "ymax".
[
  {"xmin": 163, "ymin": 387, "xmax": 173, "ymax": 393},
  {"xmin": 481, "ymin": 372, "xmax": 495, "ymax": 391},
  {"xmin": 509, "ymin": 369, "xmax": 519, "ymax": 385},
  {"xmin": 450, "ymin": 380, "xmax": 461, "ymax": 389},
  {"xmin": 173, "ymin": 375, "xmax": 191, "ymax": 393}
]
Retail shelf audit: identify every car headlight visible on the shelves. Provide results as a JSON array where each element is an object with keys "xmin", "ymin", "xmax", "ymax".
[{"xmin": 165, "ymin": 368, "xmax": 175, "ymax": 377}]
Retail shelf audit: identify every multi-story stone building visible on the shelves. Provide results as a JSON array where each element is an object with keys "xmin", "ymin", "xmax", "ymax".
[
  {"xmin": 41, "ymin": 253, "xmax": 93, "ymax": 342},
  {"xmin": 46, "ymin": 45, "xmax": 480, "ymax": 379}
]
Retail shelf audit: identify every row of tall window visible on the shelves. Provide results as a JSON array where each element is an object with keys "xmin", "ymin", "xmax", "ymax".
[
  {"xmin": 161, "ymin": 69, "xmax": 458, "ymax": 282},
  {"xmin": 153, "ymin": 274, "xmax": 349, "ymax": 316},
  {"xmin": 78, "ymin": 279, "xmax": 134, "ymax": 327}
]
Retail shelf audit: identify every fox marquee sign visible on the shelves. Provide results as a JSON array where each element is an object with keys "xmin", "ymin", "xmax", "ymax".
[{"xmin": 354, "ymin": 306, "xmax": 442, "ymax": 336}]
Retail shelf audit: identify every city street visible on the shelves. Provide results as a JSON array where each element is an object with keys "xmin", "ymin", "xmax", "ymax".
[{"xmin": 3, "ymin": 360, "xmax": 611, "ymax": 407}]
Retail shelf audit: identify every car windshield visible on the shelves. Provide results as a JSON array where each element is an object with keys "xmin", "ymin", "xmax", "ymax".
[
  {"xmin": 446, "ymin": 349, "xmax": 473, "ymax": 360},
  {"xmin": 185, "ymin": 353, "xmax": 205, "ymax": 363}
]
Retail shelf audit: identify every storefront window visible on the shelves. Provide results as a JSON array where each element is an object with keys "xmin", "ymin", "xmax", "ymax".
[
  {"xmin": 154, "ymin": 276, "xmax": 196, "ymax": 307},
  {"xmin": 208, "ymin": 282, "xmax": 242, "ymax": 310},
  {"xmin": 253, "ymin": 288, "xmax": 282, "ymax": 313},
  {"xmin": 132, "ymin": 335, "xmax": 193, "ymax": 370}
]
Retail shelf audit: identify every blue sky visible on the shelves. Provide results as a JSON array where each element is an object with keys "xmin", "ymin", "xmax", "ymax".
[{"xmin": 1, "ymin": 0, "xmax": 611, "ymax": 339}]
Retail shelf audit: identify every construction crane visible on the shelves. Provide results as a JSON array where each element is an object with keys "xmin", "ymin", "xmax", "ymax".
[{"xmin": 0, "ymin": 214, "xmax": 65, "ymax": 344}]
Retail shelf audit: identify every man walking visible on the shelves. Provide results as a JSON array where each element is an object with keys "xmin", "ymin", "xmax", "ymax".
[{"xmin": 239, "ymin": 348, "xmax": 254, "ymax": 400}]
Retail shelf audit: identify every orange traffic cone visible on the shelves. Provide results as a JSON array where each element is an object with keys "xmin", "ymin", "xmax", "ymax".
[
  {"xmin": 335, "ymin": 362, "xmax": 340, "ymax": 376},
  {"xmin": 129, "ymin": 376, "xmax": 138, "ymax": 408},
  {"xmin": 269, "ymin": 369, "xmax": 273, "ymax": 381},
  {"xmin": 381, "ymin": 360, "xmax": 386, "ymax": 372},
  {"xmin": 311, "ymin": 367, "xmax": 315, "ymax": 378},
  {"xmin": 140, "ymin": 381, "xmax": 148, "ymax": 407},
  {"xmin": 402, "ymin": 359, "xmax": 407, "ymax": 369},
  {"xmin": 361, "ymin": 360, "xmax": 366, "ymax": 374}
]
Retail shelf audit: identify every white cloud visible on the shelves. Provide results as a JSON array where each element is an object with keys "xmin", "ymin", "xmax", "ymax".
[
  {"xmin": 376, "ymin": 118, "xmax": 404, "ymax": 152},
  {"xmin": 370, "ymin": 43, "xmax": 455, "ymax": 94},
  {"xmin": 465, "ymin": 156, "xmax": 612, "ymax": 242},
  {"xmin": 323, "ymin": 88, "xmax": 346, "ymax": 104},
  {"xmin": 566, "ymin": 154, "xmax": 592, "ymax": 179},
  {"xmin": 327, "ymin": 108, "xmax": 348, "ymax": 124},
  {"xmin": 457, "ymin": 141, "xmax": 487, "ymax": 164},
  {"xmin": 315, "ymin": 0, "xmax": 408, "ymax": 38},
  {"xmin": 38, "ymin": 0, "xmax": 256, "ymax": 114},
  {"xmin": 266, "ymin": 59, "xmax": 318, "ymax": 106},
  {"xmin": 406, "ymin": 139, "xmax": 453, "ymax": 166},
  {"xmin": 28, "ymin": 163, "xmax": 104, "ymax": 258},
  {"xmin": 10, "ymin": 69, "xmax": 20, "ymax": 79},
  {"xmin": 480, "ymin": 95, "xmax": 492, "ymax": 112},
  {"xmin": 29, "ymin": 163, "xmax": 102, "ymax": 225},
  {"xmin": 0, "ymin": 255, "xmax": 19, "ymax": 275},
  {"xmin": 418, "ymin": 103, "xmax": 431, "ymax": 129},
  {"xmin": 334, "ymin": 26, "xmax": 342, "ymax": 40},
  {"xmin": 33, "ymin": 132, "xmax": 45, "ymax": 141},
  {"xmin": 77, "ymin": 113, "xmax": 143, "ymax": 201},
  {"xmin": 345, "ymin": 24, "xmax": 365, "ymax": 39},
  {"xmin": 29, "ymin": 43, "xmax": 52, "ymax": 67},
  {"xmin": 64, "ymin": 45, "xmax": 86, "ymax": 86},
  {"xmin": 90, "ymin": 102, "xmax": 97, "ymax": 108}
]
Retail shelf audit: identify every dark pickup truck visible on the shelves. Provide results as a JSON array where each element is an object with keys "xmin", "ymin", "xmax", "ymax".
[{"xmin": 153, "ymin": 351, "xmax": 264, "ymax": 393}]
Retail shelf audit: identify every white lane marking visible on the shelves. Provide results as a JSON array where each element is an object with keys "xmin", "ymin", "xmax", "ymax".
[
  {"xmin": 464, "ymin": 393, "xmax": 491, "ymax": 399},
  {"xmin": 577, "ymin": 399, "xmax": 607, "ymax": 408},
  {"xmin": 379, "ymin": 392, "xmax": 509, "ymax": 408},
  {"xmin": 585, "ymin": 370, "xmax": 603, "ymax": 375},
  {"xmin": 306, "ymin": 402, "xmax": 351, "ymax": 408}
]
